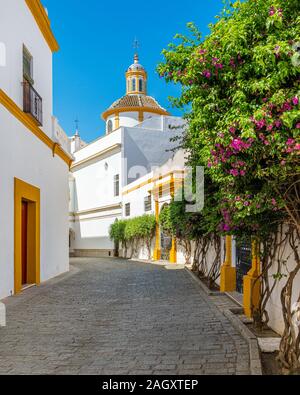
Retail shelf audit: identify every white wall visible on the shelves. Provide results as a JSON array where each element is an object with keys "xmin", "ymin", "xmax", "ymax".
[
  {"xmin": 265, "ymin": 236, "xmax": 300, "ymax": 335},
  {"xmin": 0, "ymin": 108, "xmax": 69, "ymax": 299},
  {"xmin": 0, "ymin": 0, "xmax": 53, "ymax": 137}
]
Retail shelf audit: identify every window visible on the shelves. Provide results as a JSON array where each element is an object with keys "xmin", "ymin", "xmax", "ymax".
[
  {"xmin": 107, "ymin": 120, "xmax": 113, "ymax": 134},
  {"xmin": 114, "ymin": 174, "xmax": 120, "ymax": 197},
  {"xmin": 125, "ymin": 203, "xmax": 130, "ymax": 217},
  {"xmin": 132, "ymin": 78, "xmax": 136, "ymax": 91},
  {"xmin": 23, "ymin": 45, "xmax": 33, "ymax": 84},
  {"xmin": 139, "ymin": 78, "xmax": 143, "ymax": 92},
  {"xmin": 144, "ymin": 194, "xmax": 152, "ymax": 212},
  {"xmin": 159, "ymin": 185, "xmax": 163, "ymax": 198}
]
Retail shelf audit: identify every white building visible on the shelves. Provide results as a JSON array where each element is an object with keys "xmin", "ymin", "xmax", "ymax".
[
  {"xmin": 0, "ymin": 0, "xmax": 72, "ymax": 298},
  {"xmin": 69, "ymin": 54, "xmax": 186, "ymax": 257}
]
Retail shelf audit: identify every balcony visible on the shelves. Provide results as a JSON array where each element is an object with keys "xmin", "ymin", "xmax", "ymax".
[{"xmin": 23, "ymin": 80, "xmax": 43, "ymax": 126}]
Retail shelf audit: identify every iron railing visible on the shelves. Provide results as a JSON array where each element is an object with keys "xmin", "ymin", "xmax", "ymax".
[{"xmin": 23, "ymin": 80, "xmax": 43, "ymax": 126}]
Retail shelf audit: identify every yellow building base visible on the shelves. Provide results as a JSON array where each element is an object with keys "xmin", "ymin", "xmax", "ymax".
[
  {"xmin": 169, "ymin": 238, "xmax": 177, "ymax": 264},
  {"xmin": 243, "ymin": 274, "xmax": 260, "ymax": 318},
  {"xmin": 220, "ymin": 265, "xmax": 236, "ymax": 292},
  {"xmin": 153, "ymin": 249, "xmax": 161, "ymax": 261},
  {"xmin": 169, "ymin": 249, "xmax": 177, "ymax": 264}
]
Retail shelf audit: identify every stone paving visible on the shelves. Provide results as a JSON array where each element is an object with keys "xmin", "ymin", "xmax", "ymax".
[{"xmin": 0, "ymin": 258, "xmax": 251, "ymax": 375}]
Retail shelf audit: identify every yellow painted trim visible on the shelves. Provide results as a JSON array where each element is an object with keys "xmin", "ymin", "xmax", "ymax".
[
  {"xmin": 243, "ymin": 239, "xmax": 261, "ymax": 318},
  {"xmin": 122, "ymin": 170, "xmax": 184, "ymax": 196},
  {"xmin": 115, "ymin": 114, "xmax": 120, "ymax": 129},
  {"xmin": 102, "ymin": 106, "xmax": 169, "ymax": 121},
  {"xmin": 25, "ymin": 0, "xmax": 59, "ymax": 52},
  {"xmin": 220, "ymin": 236, "xmax": 236, "ymax": 292},
  {"xmin": 126, "ymin": 70, "xmax": 147, "ymax": 79},
  {"xmin": 170, "ymin": 237, "xmax": 177, "ymax": 264},
  {"xmin": 153, "ymin": 200, "xmax": 161, "ymax": 261},
  {"xmin": 0, "ymin": 89, "xmax": 73, "ymax": 168},
  {"xmin": 138, "ymin": 111, "xmax": 144, "ymax": 123},
  {"xmin": 14, "ymin": 178, "xmax": 40, "ymax": 294},
  {"xmin": 71, "ymin": 143, "xmax": 121, "ymax": 170}
]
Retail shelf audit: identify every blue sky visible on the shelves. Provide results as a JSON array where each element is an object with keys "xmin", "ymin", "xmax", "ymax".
[{"xmin": 45, "ymin": 0, "xmax": 225, "ymax": 142}]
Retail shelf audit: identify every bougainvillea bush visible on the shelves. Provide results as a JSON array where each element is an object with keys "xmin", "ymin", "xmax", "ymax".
[{"xmin": 158, "ymin": 0, "xmax": 300, "ymax": 373}]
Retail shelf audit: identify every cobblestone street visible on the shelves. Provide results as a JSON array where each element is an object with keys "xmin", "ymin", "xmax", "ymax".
[{"xmin": 0, "ymin": 258, "xmax": 251, "ymax": 375}]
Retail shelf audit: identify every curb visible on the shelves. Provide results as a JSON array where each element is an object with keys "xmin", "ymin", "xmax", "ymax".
[
  {"xmin": 184, "ymin": 267, "xmax": 224, "ymax": 296},
  {"xmin": 224, "ymin": 309, "xmax": 263, "ymax": 375},
  {"xmin": 185, "ymin": 267, "xmax": 263, "ymax": 376}
]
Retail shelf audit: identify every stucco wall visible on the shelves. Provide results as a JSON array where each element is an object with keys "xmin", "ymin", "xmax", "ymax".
[{"xmin": 0, "ymin": 107, "xmax": 69, "ymax": 299}]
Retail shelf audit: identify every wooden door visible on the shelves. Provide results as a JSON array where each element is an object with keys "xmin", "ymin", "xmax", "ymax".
[{"xmin": 21, "ymin": 201, "xmax": 28, "ymax": 285}]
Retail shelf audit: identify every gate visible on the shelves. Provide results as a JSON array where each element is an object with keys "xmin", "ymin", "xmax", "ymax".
[
  {"xmin": 161, "ymin": 232, "xmax": 172, "ymax": 261},
  {"xmin": 236, "ymin": 239, "xmax": 252, "ymax": 293}
]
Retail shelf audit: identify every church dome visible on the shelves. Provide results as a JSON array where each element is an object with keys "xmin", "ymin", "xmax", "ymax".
[
  {"xmin": 108, "ymin": 94, "xmax": 167, "ymax": 113},
  {"xmin": 102, "ymin": 53, "xmax": 170, "ymax": 132}
]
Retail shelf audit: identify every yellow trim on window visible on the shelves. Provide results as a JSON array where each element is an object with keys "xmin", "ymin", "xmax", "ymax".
[
  {"xmin": 14, "ymin": 178, "xmax": 40, "ymax": 294},
  {"xmin": 25, "ymin": 0, "xmax": 59, "ymax": 52},
  {"xmin": 0, "ymin": 89, "xmax": 73, "ymax": 168}
]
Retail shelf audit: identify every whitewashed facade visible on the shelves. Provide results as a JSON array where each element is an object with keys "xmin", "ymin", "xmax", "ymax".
[{"xmin": 0, "ymin": 0, "xmax": 72, "ymax": 299}]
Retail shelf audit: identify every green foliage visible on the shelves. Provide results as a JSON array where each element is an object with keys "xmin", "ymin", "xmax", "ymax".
[
  {"xmin": 109, "ymin": 219, "xmax": 126, "ymax": 245},
  {"xmin": 110, "ymin": 215, "xmax": 156, "ymax": 256}
]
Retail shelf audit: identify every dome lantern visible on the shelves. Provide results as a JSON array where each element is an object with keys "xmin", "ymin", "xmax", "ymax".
[{"xmin": 126, "ymin": 53, "xmax": 147, "ymax": 95}]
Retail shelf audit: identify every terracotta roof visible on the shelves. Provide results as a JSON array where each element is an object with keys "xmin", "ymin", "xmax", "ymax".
[{"xmin": 108, "ymin": 94, "xmax": 168, "ymax": 112}]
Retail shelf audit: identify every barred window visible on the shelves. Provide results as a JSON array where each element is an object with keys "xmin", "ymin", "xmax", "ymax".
[
  {"xmin": 125, "ymin": 203, "xmax": 130, "ymax": 217},
  {"xmin": 144, "ymin": 194, "xmax": 152, "ymax": 212},
  {"xmin": 114, "ymin": 174, "xmax": 120, "ymax": 197}
]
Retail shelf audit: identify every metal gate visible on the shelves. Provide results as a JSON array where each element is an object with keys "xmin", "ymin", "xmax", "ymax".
[
  {"xmin": 161, "ymin": 232, "xmax": 172, "ymax": 261},
  {"xmin": 236, "ymin": 239, "xmax": 252, "ymax": 293}
]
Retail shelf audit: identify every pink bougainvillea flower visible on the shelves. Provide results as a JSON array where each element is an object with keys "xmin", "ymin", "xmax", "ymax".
[
  {"xmin": 287, "ymin": 138, "xmax": 295, "ymax": 146},
  {"xmin": 271, "ymin": 198, "xmax": 277, "ymax": 206},
  {"xmin": 240, "ymin": 170, "xmax": 246, "ymax": 176},
  {"xmin": 296, "ymin": 123, "xmax": 300, "ymax": 129},
  {"xmin": 295, "ymin": 144, "xmax": 300, "ymax": 151},
  {"xmin": 269, "ymin": 7, "xmax": 275, "ymax": 16},
  {"xmin": 274, "ymin": 120, "xmax": 282, "ymax": 128},
  {"xmin": 215, "ymin": 63, "xmax": 223, "ymax": 69},
  {"xmin": 282, "ymin": 102, "xmax": 292, "ymax": 111},
  {"xmin": 230, "ymin": 169, "xmax": 239, "ymax": 177},
  {"xmin": 244, "ymin": 201, "xmax": 250, "ymax": 207},
  {"xmin": 202, "ymin": 70, "xmax": 211, "ymax": 79},
  {"xmin": 292, "ymin": 97, "xmax": 299, "ymax": 106}
]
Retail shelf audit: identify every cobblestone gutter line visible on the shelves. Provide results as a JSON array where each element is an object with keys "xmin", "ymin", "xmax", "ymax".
[{"xmin": 185, "ymin": 268, "xmax": 263, "ymax": 376}]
